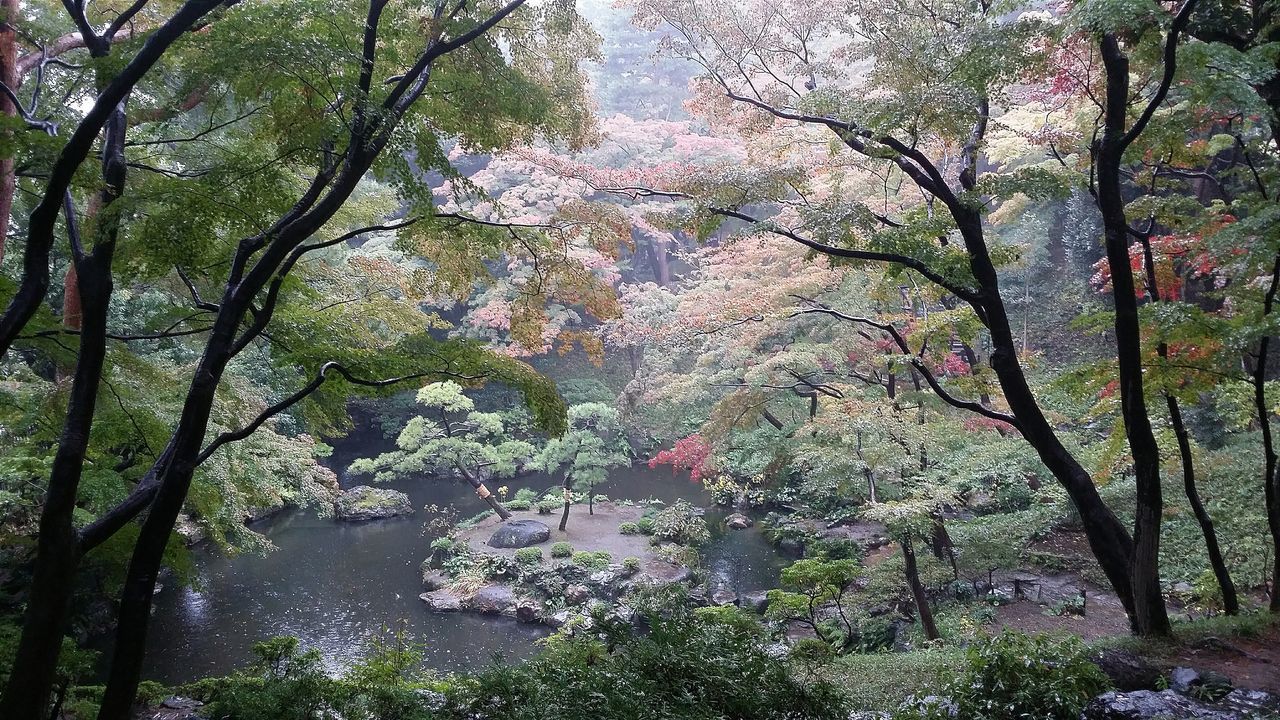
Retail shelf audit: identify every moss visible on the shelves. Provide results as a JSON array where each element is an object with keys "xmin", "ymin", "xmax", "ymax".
[{"xmin": 825, "ymin": 648, "xmax": 963, "ymax": 710}]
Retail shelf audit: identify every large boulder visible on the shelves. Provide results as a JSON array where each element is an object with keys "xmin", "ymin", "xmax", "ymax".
[
  {"xmin": 334, "ymin": 485, "xmax": 413, "ymax": 521},
  {"xmin": 1082, "ymin": 689, "xmax": 1280, "ymax": 719},
  {"xmin": 466, "ymin": 585, "xmax": 517, "ymax": 615},
  {"xmin": 1092, "ymin": 648, "xmax": 1163, "ymax": 691},
  {"xmin": 487, "ymin": 519, "xmax": 551, "ymax": 548},
  {"xmin": 725, "ymin": 513, "xmax": 753, "ymax": 529}
]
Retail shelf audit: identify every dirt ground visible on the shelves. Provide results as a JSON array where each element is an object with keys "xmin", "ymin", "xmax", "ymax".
[
  {"xmin": 459, "ymin": 502, "xmax": 659, "ymax": 563},
  {"xmin": 1149, "ymin": 626, "xmax": 1280, "ymax": 694},
  {"xmin": 995, "ymin": 598, "xmax": 1134, "ymax": 641}
]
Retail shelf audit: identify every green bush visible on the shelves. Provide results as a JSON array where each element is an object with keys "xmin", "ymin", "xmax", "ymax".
[
  {"xmin": 621, "ymin": 556, "xmax": 642, "ymax": 575},
  {"xmin": 505, "ymin": 500, "xmax": 532, "ymax": 511},
  {"xmin": 636, "ymin": 516, "xmax": 656, "ymax": 535},
  {"xmin": 618, "ymin": 521, "xmax": 641, "ymax": 535},
  {"xmin": 550, "ymin": 541, "xmax": 573, "ymax": 558},
  {"xmin": 891, "ymin": 631, "xmax": 1109, "ymax": 720},
  {"xmin": 536, "ymin": 497, "xmax": 562, "ymax": 514},
  {"xmin": 513, "ymin": 487, "xmax": 539, "ymax": 503},
  {"xmin": 514, "ymin": 547, "xmax": 543, "ymax": 565},
  {"xmin": 651, "ymin": 500, "xmax": 710, "ymax": 545},
  {"xmin": 572, "ymin": 550, "xmax": 612, "ymax": 570}
]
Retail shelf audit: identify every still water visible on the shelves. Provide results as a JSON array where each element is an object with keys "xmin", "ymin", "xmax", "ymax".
[{"xmin": 137, "ymin": 426, "xmax": 786, "ymax": 684}]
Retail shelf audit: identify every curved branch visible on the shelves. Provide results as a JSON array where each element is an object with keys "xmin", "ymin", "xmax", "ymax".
[
  {"xmin": 196, "ymin": 361, "xmax": 473, "ymax": 464},
  {"xmin": 791, "ymin": 306, "xmax": 1020, "ymax": 428},
  {"xmin": 710, "ymin": 205, "xmax": 981, "ymax": 303}
]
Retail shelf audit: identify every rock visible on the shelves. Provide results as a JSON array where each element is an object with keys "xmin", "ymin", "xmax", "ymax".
[
  {"xmin": 419, "ymin": 589, "xmax": 462, "ymax": 612},
  {"xmin": 589, "ymin": 570, "xmax": 620, "ymax": 587},
  {"xmin": 741, "ymin": 590, "xmax": 770, "ymax": 613},
  {"xmin": 1082, "ymin": 689, "xmax": 1280, "ymax": 719},
  {"xmin": 161, "ymin": 697, "xmax": 204, "ymax": 710},
  {"xmin": 515, "ymin": 600, "xmax": 541, "ymax": 623},
  {"xmin": 1169, "ymin": 667, "xmax": 1201, "ymax": 694},
  {"xmin": 564, "ymin": 584, "xmax": 591, "ymax": 605},
  {"xmin": 1093, "ymin": 648, "xmax": 1163, "ymax": 691},
  {"xmin": 778, "ymin": 537, "xmax": 804, "ymax": 556},
  {"xmin": 334, "ymin": 485, "xmax": 413, "ymax": 521},
  {"xmin": 466, "ymin": 585, "xmax": 517, "ymax": 615},
  {"xmin": 710, "ymin": 587, "xmax": 738, "ymax": 606},
  {"xmin": 1169, "ymin": 667, "xmax": 1233, "ymax": 700},
  {"xmin": 725, "ymin": 513, "xmax": 753, "ymax": 529},
  {"xmin": 421, "ymin": 569, "xmax": 449, "ymax": 591},
  {"xmin": 547, "ymin": 610, "xmax": 573, "ymax": 628},
  {"xmin": 487, "ymin": 519, "xmax": 552, "ymax": 548}
]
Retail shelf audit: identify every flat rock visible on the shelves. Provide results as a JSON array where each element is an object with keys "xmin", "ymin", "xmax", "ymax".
[
  {"xmin": 466, "ymin": 585, "xmax": 517, "ymax": 615},
  {"xmin": 419, "ymin": 589, "xmax": 462, "ymax": 612},
  {"xmin": 709, "ymin": 587, "xmax": 738, "ymax": 606},
  {"xmin": 334, "ymin": 485, "xmax": 413, "ymax": 521},
  {"xmin": 1082, "ymin": 689, "xmax": 1280, "ymax": 719},
  {"xmin": 487, "ymin": 519, "xmax": 551, "ymax": 548},
  {"xmin": 724, "ymin": 513, "xmax": 753, "ymax": 529},
  {"xmin": 740, "ymin": 590, "xmax": 769, "ymax": 614},
  {"xmin": 421, "ymin": 569, "xmax": 449, "ymax": 591}
]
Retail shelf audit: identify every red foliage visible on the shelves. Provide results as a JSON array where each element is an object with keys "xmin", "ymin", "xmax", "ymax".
[
  {"xmin": 648, "ymin": 433, "xmax": 712, "ymax": 482},
  {"xmin": 1099, "ymin": 379, "xmax": 1120, "ymax": 399},
  {"xmin": 962, "ymin": 416, "xmax": 1017, "ymax": 435},
  {"xmin": 941, "ymin": 352, "xmax": 971, "ymax": 376}
]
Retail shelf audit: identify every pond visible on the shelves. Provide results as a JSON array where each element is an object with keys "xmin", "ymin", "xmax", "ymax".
[{"xmin": 135, "ymin": 422, "xmax": 788, "ymax": 684}]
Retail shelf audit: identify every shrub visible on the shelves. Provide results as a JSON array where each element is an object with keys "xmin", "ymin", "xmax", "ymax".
[
  {"xmin": 428, "ymin": 537, "xmax": 455, "ymax": 554},
  {"xmin": 505, "ymin": 500, "xmax": 532, "ymax": 511},
  {"xmin": 636, "ymin": 516, "xmax": 656, "ymax": 535},
  {"xmin": 550, "ymin": 541, "xmax": 573, "ymax": 558},
  {"xmin": 621, "ymin": 556, "xmax": 642, "ymax": 575},
  {"xmin": 651, "ymin": 500, "xmax": 710, "ymax": 545},
  {"xmin": 572, "ymin": 550, "xmax": 612, "ymax": 570},
  {"xmin": 536, "ymin": 497, "xmax": 562, "ymax": 514},
  {"xmin": 514, "ymin": 547, "xmax": 543, "ymax": 565},
  {"xmin": 453, "ymin": 609, "xmax": 849, "ymax": 719},
  {"xmin": 513, "ymin": 487, "xmax": 539, "ymax": 503},
  {"xmin": 891, "ymin": 631, "xmax": 1109, "ymax": 720},
  {"xmin": 618, "ymin": 521, "xmax": 641, "ymax": 535}
]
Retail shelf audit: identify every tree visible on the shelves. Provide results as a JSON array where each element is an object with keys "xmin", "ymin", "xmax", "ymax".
[
  {"xmin": 536, "ymin": 401, "xmax": 631, "ymax": 530},
  {"xmin": 0, "ymin": 0, "xmax": 593, "ymax": 716},
  {"xmin": 592, "ymin": 0, "xmax": 1233, "ymax": 635},
  {"xmin": 349, "ymin": 381, "xmax": 541, "ymax": 520}
]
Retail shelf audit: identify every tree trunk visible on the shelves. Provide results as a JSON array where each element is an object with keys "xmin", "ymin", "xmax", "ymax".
[
  {"xmin": 1, "ymin": 89, "xmax": 128, "ymax": 718},
  {"xmin": 902, "ymin": 538, "xmax": 939, "ymax": 641},
  {"xmin": 0, "ymin": 241, "xmax": 115, "ymax": 720},
  {"xmin": 1168, "ymin": 393, "xmax": 1238, "ymax": 613},
  {"xmin": 558, "ymin": 476, "xmax": 571, "ymax": 532},
  {"xmin": 1094, "ymin": 32, "xmax": 1173, "ymax": 636},
  {"xmin": 459, "ymin": 467, "xmax": 510, "ymax": 520},
  {"xmin": 1138, "ymin": 237, "xmax": 1238, "ymax": 615},
  {"xmin": 1255, "ymin": 254, "xmax": 1280, "ymax": 612},
  {"xmin": 0, "ymin": 0, "xmax": 18, "ymax": 265}
]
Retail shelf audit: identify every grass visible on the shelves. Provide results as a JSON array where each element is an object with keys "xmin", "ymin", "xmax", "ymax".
[
  {"xmin": 823, "ymin": 647, "xmax": 964, "ymax": 710},
  {"xmin": 1095, "ymin": 610, "xmax": 1277, "ymax": 655}
]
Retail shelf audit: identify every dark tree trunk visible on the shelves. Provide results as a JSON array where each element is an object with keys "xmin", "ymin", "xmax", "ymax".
[
  {"xmin": 559, "ymin": 476, "xmax": 571, "ymax": 532},
  {"xmin": 1, "ymin": 90, "xmax": 127, "ymax": 718},
  {"xmin": 1256, "ymin": 254, "xmax": 1280, "ymax": 612},
  {"xmin": 0, "ymin": 237, "xmax": 116, "ymax": 720},
  {"xmin": 902, "ymin": 539, "xmax": 939, "ymax": 641},
  {"xmin": 0, "ymin": 0, "xmax": 18, "ymax": 265},
  {"xmin": 1137, "ymin": 237, "xmax": 1238, "ymax": 615},
  {"xmin": 1096, "ymin": 31, "xmax": 1175, "ymax": 636}
]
